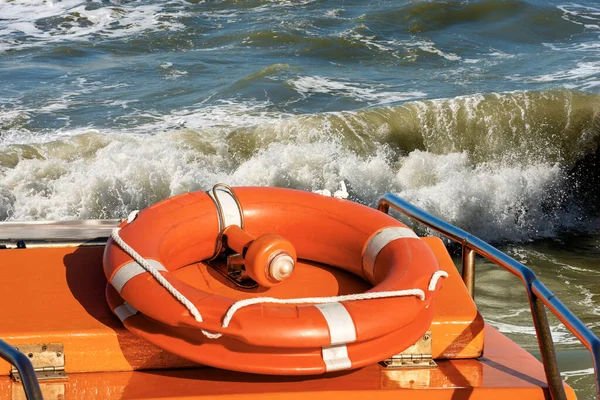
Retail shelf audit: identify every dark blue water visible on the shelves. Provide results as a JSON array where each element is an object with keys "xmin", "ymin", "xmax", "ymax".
[{"xmin": 1, "ymin": 0, "xmax": 599, "ymax": 397}]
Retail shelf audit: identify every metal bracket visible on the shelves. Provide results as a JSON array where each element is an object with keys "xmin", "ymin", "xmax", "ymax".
[
  {"xmin": 10, "ymin": 344, "xmax": 66, "ymax": 381},
  {"xmin": 380, "ymin": 331, "xmax": 436, "ymax": 369},
  {"xmin": 206, "ymin": 253, "xmax": 258, "ymax": 289}
]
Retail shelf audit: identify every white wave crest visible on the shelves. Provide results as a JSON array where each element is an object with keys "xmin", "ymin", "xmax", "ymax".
[
  {"xmin": 561, "ymin": 368, "xmax": 595, "ymax": 378},
  {"xmin": 395, "ymin": 150, "xmax": 577, "ymax": 242},
  {"xmin": 558, "ymin": 4, "xmax": 600, "ymax": 31},
  {"xmin": 288, "ymin": 75, "xmax": 426, "ymax": 105},
  {"xmin": 0, "ymin": 0, "xmax": 187, "ymax": 52},
  {"xmin": 485, "ymin": 319, "xmax": 573, "ymax": 344},
  {"xmin": 0, "ymin": 127, "xmax": 585, "ymax": 246}
]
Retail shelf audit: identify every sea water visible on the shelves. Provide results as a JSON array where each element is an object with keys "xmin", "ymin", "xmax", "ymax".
[{"xmin": 0, "ymin": 0, "xmax": 599, "ymax": 397}]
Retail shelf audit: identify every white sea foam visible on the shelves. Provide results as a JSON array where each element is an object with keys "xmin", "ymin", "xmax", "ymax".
[
  {"xmin": 263, "ymin": 0, "xmax": 317, "ymax": 8},
  {"xmin": 561, "ymin": 368, "xmax": 595, "ymax": 378},
  {"xmin": 528, "ymin": 62, "xmax": 600, "ymax": 83},
  {"xmin": 0, "ymin": 88, "xmax": 593, "ymax": 244},
  {"xmin": 0, "ymin": 0, "xmax": 188, "ymax": 52},
  {"xmin": 410, "ymin": 39, "xmax": 462, "ymax": 61},
  {"xmin": 0, "ymin": 111, "xmax": 585, "ymax": 246},
  {"xmin": 340, "ymin": 24, "xmax": 398, "ymax": 54},
  {"xmin": 576, "ymin": 285, "xmax": 598, "ymax": 314},
  {"xmin": 509, "ymin": 248, "xmax": 600, "ymax": 276},
  {"xmin": 324, "ymin": 9, "xmax": 341, "ymax": 18},
  {"xmin": 489, "ymin": 51, "xmax": 515, "ymax": 59},
  {"xmin": 288, "ymin": 76, "xmax": 426, "ymax": 105},
  {"xmin": 339, "ymin": 26, "xmax": 462, "ymax": 62},
  {"xmin": 154, "ymin": 100, "xmax": 291, "ymax": 131},
  {"xmin": 490, "ymin": 308, "xmax": 531, "ymax": 319},
  {"xmin": 485, "ymin": 317, "xmax": 596, "ymax": 348},
  {"xmin": 0, "ymin": 128, "xmax": 390, "ymax": 220},
  {"xmin": 514, "ymin": 61, "xmax": 600, "ymax": 90},
  {"xmin": 485, "ymin": 319, "xmax": 572, "ymax": 344},
  {"xmin": 159, "ymin": 63, "xmax": 189, "ymax": 80},
  {"xmin": 558, "ymin": 4, "xmax": 600, "ymax": 30},
  {"xmin": 0, "ymin": 109, "xmax": 31, "ymax": 129},
  {"xmin": 395, "ymin": 150, "xmax": 578, "ymax": 242},
  {"xmin": 543, "ymin": 41, "xmax": 600, "ymax": 52}
]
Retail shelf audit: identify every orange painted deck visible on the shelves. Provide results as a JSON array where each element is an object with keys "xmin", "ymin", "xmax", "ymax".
[
  {"xmin": 0, "ymin": 237, "xmax": 576, "ymax": 399},
  {"xmin": 2, "ymin": 326, "xmax": 576, "ymax": 400}
]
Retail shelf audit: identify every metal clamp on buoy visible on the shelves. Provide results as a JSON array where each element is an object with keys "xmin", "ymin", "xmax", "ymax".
[
  {"xmin": 206, "ymin": 183, "xmax": 297, "ymax": 288},
  {"xmin": 221, "ymin": 225, "xmax": 297, "ymax": 288}
]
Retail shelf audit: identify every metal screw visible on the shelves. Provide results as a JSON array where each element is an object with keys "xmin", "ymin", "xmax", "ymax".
[
  {"xmin": 423, "ymin": 333, "xmax": 430, "ymax": 341},
  {"xmin": 27, "ymin": 353, "xmax": 33, "ymax": 358},
  {"xmin": 56, "ymin": 352, "xmax": 62, "ymax": 357},
  {"xmin": 41, "ymin": 345, "xmax": 47, "ymax": 351}
]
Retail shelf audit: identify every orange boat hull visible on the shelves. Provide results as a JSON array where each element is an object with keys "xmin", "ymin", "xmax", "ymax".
[{"xmin": 0, "ymin": 237, "xmax": 576, "ymax": 399}]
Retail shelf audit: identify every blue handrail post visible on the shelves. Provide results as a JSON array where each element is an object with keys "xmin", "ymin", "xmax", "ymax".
[{"xmin": 0, "ymin": 339, "xmax": 43, "ymax": 399}]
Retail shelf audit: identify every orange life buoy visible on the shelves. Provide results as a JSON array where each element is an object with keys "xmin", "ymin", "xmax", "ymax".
[{"xmin": 103, "ymin": 186, "xmax": 445, "ymax": 375}]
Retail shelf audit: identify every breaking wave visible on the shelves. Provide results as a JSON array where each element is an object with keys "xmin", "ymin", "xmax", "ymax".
[{"xmin": 1, "ymin": 89, "xmax": 599, "ymax": 242}]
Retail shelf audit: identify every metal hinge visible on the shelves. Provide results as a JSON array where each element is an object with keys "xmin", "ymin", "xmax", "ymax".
[
  {"xmin": 380, "ymin": 331, "xmax": 437, "ymax": 369},
  {"xmin": 10, "ymin": 343, "xmax": 66, "ymax": 381}
]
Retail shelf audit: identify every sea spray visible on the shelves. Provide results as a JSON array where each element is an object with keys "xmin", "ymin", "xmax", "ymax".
[{"xmin": 2, "ymin": 90, "xmax": 599, "ymax": 243}]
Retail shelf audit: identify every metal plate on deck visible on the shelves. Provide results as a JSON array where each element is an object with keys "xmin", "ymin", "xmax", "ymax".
[
  {"xmin": 10, "ymin": 343, "xmax": 66, "ymax": 381},
  {"xmin": 380, "ymin": 332, "xmax": 437, "ymax": 369}
]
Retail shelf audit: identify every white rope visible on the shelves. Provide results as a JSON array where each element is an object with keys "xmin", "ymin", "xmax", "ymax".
[
  {"xmin": 126, "ymin": 210, "xmax": 139, "ymax": 223},
  {"xmin": 221, "ymin": 288, "xmax": 425, "ymax": 328},
  {"xmin": 220, "ymin": 269, "xmax": 448, "ymax": 328},
  {"xmin": 111, "ymin": 226, "xmax": 222, "ymax": 339},
  {"xmin": 428, "ymin": 270, "xmax": 449, "ymax": 291}
]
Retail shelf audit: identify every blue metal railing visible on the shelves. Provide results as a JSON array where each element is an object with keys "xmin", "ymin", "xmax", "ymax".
[
  {"xmin": 378, "ymin": 193, "xmax": 600, "ymax": 400},
  {"xmin": 0, "ymin": 339, "xmax": 42, "ymax": 399}
]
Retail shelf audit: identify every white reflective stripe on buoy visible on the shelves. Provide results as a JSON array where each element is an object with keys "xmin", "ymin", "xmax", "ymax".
[
  {"xmin": 315, "ymin": 302, "xmax": 357, "ymax": 345},
  {"xmin": 114, "ymin": 302, "xmax": 138, "ymax": 322},
  {"xmin": 208, "ymin": 186, "xmax": 242, "ymax": 229},
  {"xmin": 322, "ymin": 344, "xmax": 352, "ymax": 372},
  {"xmin": 111, "ymin": 259, "xmax": 167, "ymax": 293},
  {"xmin": 362, "ymin": 227, "xmax": 419, "ymax": 284},
  {"xmin": 315, "ymin": 302, "xmax": 355, "ymax": 372}
]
